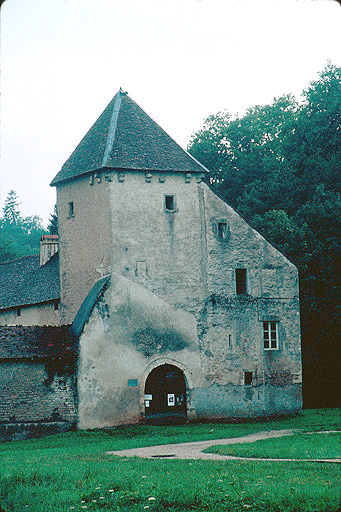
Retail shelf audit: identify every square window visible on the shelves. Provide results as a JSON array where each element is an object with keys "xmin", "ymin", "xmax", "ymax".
[
  {"xmin": 235, "ymin": 268, "xmax": 247, "ymax": 295},
  {"xmin": 165, "ymin": 195, "xmax": 175, "ymax": 211},
  {"xmin": 244, "ymin": 372, "xmax": 252, "ymax": 385},
  {"xmin": 263, "ymin": 321, "xmax": 278, "ymax": 350}
]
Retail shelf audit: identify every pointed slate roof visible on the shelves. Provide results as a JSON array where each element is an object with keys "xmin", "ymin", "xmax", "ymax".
[{"xmin": 51, "ymin": 89, "xmax": 208, "ymax": 186}]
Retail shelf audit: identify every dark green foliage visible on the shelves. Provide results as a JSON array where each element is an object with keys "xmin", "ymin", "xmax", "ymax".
[
  {"xmin": 48, "ymin": 204, "xmax": 58, "ymax": 235},
  {"xmin": 188, "ymin": 62, "xmax": 340, "ymax": 408},
  {"xmin": 0, "ymin": 190, "xmax": 48, "ymax": 262}
]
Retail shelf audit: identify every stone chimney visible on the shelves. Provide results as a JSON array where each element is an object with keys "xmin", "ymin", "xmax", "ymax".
[{"xmin": 40, "ymin": 235, "xmax": 58, "ymax": 266}]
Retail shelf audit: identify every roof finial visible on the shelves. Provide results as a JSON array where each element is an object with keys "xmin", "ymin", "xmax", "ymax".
[{"xmin": 119, "ymin": 87, "xmax": 128, "ymax": 96}]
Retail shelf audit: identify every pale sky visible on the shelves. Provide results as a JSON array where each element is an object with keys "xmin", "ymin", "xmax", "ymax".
[{"xmin": 1, "ymin": 0, "xmax": 340, "ymax": 225}]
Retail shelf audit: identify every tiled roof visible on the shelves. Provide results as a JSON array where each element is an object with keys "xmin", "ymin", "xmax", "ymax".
[
  {"xmin": 0, "ymin": 325, "xmax": 75, "ymax": 360},
  {"xmin": 51, "ymin": 90, "xmax": 208, "ymax": 186},
  {"xmin": 0, "ymin": 252, "xmax": 60, "ymax": 310}
]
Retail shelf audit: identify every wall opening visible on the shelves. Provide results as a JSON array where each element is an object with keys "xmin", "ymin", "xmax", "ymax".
[
  {"xmin": 217, "ymin": 222, "xmax": 227, "ymax": 240},
  {"xmin": 235, "ymin": 268, "xmax": 247, "ymax": 295},
  {"xmin": 144, "ymin": 364, "xmax": 186, "ymax": 424},
  {"xmin": 244, "ymin": 372, "xmax": 253, "ymax": 385},
  {"xmin": 165, "ymin": 195, "xmax": 175, "ymax": 211},
  {"xmin": 68, "ymin": 201, "xmax": 74, "ymax": 218}
]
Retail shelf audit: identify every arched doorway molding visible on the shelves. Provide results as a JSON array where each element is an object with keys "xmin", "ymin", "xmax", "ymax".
[{"xmin": 140, "ymin": 358, "xmax": 194, "ymax": 420}]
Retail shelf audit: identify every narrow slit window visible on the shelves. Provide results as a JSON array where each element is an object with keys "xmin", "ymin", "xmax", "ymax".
[
  {"xmin": 68, "ymin": 201, "xmax": 74, "ymax": 217},
  {"xmin": 218, "ymin": 222, "xmax": 227, "ymax": 240},
  {"xmin": 263, "ymin": 321, "xmax": 278, "ymax": 350},
  {"xmin": 244, "ymin": 372, "xmax": 252, "ymax": 385},
  {"xmin": 235, "ymin": 268, "xmax": 247, "ymax": 295},
  {"xmin": 16, "ymin": 308, "xmax": 21, "ymax": 317},
  {"xmin": 165, "ymin": 195, "xmax": 174, "ymax": 211}
]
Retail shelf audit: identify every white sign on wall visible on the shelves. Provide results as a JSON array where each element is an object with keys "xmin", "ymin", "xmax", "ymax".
[{"xmin": 167, "ymin": 393, "xmax": 175, "ymax": 406}]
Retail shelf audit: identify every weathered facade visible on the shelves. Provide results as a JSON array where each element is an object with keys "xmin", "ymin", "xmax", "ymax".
[
  {"xmin": 1, "ymin": 89, "xmax": 302, "ymax": 438},
  {"xmin": 53, "ymin": 90, "xmax": 302, "ymax": 428}
]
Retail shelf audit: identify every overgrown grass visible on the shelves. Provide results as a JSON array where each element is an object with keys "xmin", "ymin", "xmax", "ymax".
[
  {"xmin": 0, "ymin": 409, "xmax": 340, "ymax": 512},
  {"xmin": 205, "ymin": 432, "xmax": 341, "ymax": 459}
]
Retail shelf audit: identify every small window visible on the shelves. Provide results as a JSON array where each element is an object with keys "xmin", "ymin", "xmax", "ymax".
[
  {"xmin": 218, "ymin": 222, "xmax": 227, "ymax": 240},
  {"xmin": 68, "ymin": 201, "xmax": 74, "ymax": 217},
  {"xmin": 165, "ymin": 195, "xmax": 175, "ymax": 211},
  {"xmin": 235, "ymin": 268, "xmax": 247, "ymax": 295},
  {"xmin": 244, "ymin": 372, "xmax": 253, "ymax": 385},
  {"xmin": 54, "ymin": 301, "xmax": 59, "ymax": 311},
  {"xmin": 16, "ymin": 308, "xmax": 21, "ymax": 317},
  {"xmin": 263, "ymin": 321, "xmax": 279, "ymax": 350}
]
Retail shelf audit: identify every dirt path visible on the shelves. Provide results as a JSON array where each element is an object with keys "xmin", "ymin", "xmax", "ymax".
[{"xmin": 106, "ymin": 429, "xmax": 340, "ymax": 463}]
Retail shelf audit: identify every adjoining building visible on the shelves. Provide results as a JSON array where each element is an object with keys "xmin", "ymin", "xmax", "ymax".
[{"xmin": 0, "ymin": 90, "xmax": 302, "ymax": 439}]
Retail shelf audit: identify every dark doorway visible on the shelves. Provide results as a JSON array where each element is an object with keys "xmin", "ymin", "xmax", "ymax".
[{"xmin": 144, "ymin": 364, "xmax": 187, "ymax": 424}]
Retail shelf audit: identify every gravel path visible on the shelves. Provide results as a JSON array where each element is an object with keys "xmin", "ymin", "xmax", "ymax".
[{"xmin": 106, "ymin": 429, "xmax": 340, "ymax": 463}]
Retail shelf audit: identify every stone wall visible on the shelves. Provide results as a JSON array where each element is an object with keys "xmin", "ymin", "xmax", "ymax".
[{"xmin": 0, "ymin": 326, "xmax": 77, "ymax": 441}]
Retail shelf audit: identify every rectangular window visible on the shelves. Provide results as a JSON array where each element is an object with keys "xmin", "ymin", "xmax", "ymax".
[
  {"xmin": 16, "ymin": 308, "xmax": 21, "ymax": 317},
  {"xmin": 235, "ymin": 268, "xmax": 247, "ymax": 295},
  {"xmin": 68, "ymin": 201, "xmax": 74, "ymax": 217},
  {"xmin": 218, "ymin": 222, "xmax": 227, "ymax": 240},
  {"xmin": 165, "ymin": 195, "xmax": 175, "ymax": 211},
  {"xmin": 263, "ymin": 321, "xmax": 279, "ymax": 350},
  {"xmin": 244, "ymin": 372, "xmax": 253, "ymax": 385}
]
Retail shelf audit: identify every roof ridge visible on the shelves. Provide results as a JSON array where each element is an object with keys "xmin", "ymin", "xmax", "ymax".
[{"xmin": 101, "ymin": 89, "xmax": 125, "ymax": 167}]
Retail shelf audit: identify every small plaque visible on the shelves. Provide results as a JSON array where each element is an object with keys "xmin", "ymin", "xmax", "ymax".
[
  {"xmin": 128, "ymin": 379, "xmax": 138, "ymax": 387},
  {"xmin": 145, "ymin": 400, "xmax": 150, "ymax": 407},
  {"xmin": 145, "ymin": 394, "xmax": 152, "ymax": 400}
]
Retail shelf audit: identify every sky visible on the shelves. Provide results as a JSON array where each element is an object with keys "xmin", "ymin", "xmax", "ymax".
[{"xmin": 1, "ymin": 0, "xmax": 340, "ymax": 226}]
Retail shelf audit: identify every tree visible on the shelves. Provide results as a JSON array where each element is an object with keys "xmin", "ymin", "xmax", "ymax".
[
  {"xmin": 2, "ymin": 190, "xmax": 22, "ymax": 225},
  {"xmin": 48, "ymin": 204, "xmax": 58, "ymax": 235},
  {"xmin": 0, "ymin": 190, "xmax": 47, "ymax": 261}
]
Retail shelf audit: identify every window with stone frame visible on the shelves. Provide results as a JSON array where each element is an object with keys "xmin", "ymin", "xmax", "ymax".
[
  {"xmin": 263, "ymin": 321, "xmax": 279, "ymax": 350},
  {"xmin": 235, "ymin": 268, "xmax": 247, "ymax": 295}
]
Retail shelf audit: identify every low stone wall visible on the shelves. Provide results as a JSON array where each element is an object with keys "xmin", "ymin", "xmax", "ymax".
[
  {"xmin": 0, "ymin": 420, "xmax": 75, "ymax": 442},
  {"xmin": 0, "ymin": 325, "xmax": 77, "ymax": 442}
]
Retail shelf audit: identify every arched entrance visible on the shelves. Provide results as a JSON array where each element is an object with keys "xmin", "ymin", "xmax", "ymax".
[{"xmin": 144, "ymin": 364, "xmax": 187, "ymax": 424}]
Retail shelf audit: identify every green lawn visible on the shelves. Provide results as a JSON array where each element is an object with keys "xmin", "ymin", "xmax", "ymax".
[
  {"xmin": 205, "ymin": 432, "xmax": 341, "ymax": 460},
  {"xmin": 0, "ymin": 409, "xmax": 340, "ymax": 512}
]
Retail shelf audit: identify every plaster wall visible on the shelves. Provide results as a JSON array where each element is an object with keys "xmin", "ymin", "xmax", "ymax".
[
  {"xmin": 0, "ymin": 302, "xmax": 60, "ymax": 326},
  {"xmin": 77, "ymin": 273, "xmax": 203, "ymax": 429},
  {"xmin": 57, "ymin": 175, "xmax": 112, "ymax": 324},
  {"xmin": 57, "ymin": 171, "xmax": 206, "ymax": 323}
]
